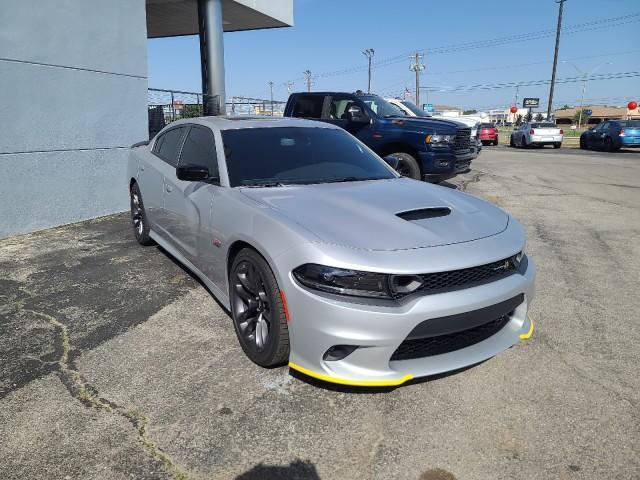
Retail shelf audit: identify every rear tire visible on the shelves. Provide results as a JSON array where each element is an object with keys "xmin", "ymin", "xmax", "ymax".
[
  {"xmin": 493, "ymin": 139, "xmax": 499, "ymax": 146},
  {"xmin": 230, "ymin": 248, "xmax": 290, "ymax": 368},
  {"xmin": 130, "ymin": 183, "xmax": 154, "ymax": 246},
  {"xmin": 553, "ymin": 142, "xmax": 561, "ymax": 149},
  {"xmin": 390, "ymin": 152, "xmax": 421, "ymax": 180},
  {"xmin": 509, "ymin": 136, "xmax": 515, "ymax": 147}
]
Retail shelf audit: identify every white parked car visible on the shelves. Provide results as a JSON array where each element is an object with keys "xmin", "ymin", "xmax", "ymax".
[
  {"xmin": 509, "ymin": 122, "xmax": 563, "ymax": 149},
  {"xmin": 386, "ymin": 98, "xmax": 482, "ymax": 156}
]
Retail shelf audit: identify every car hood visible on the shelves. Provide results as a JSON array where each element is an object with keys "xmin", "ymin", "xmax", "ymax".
[
  {"xmin": 387, "ymin": 116, "xmax": 462, "ymax": 133},
  {"xmin": 239, "ymin": 178, "xmax": 508, "ymax": 251}
]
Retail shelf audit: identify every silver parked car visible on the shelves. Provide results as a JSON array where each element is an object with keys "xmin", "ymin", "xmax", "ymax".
[
  {"xmin": 128, "ymin": 116, "xmax": 536, "ymax": 387},
  {"xmin": 510, "ymin": 122, "xmax": 564, "ymax": 148}
]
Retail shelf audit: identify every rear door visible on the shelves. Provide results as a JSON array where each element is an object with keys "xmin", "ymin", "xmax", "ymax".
[
  {"xmin": 140, "ymin": 126, "xmax": 186, "ymax": 234},
  {"xmin": 163, "ymin": 124, "xmax": 219, "ymax": 266}
]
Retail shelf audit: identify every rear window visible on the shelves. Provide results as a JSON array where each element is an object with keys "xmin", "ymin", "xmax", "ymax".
[
  {"xmin": 289, "ymin": 96, "xmax": 324, "ymax": 119},
  {"xmin": 530, "ymin": 123, "xmax": 557, "ymax": 128},
  {"xmin": 480, "ymin": 123, "xmax": 495, "ymax": 128},
  {"xmin": 619, "ymin": 120, "xmax": 640, "ymax": 128}
]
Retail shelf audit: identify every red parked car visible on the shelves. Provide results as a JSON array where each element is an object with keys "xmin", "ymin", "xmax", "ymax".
[{"xmin": 479, "ymin": 123, "xmax": 499, "ymax": 146}]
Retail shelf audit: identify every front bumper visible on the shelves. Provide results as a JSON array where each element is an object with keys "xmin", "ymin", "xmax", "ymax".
[
  {"xmin": 418, "ymin": 149, "xmax": 474, "ymax": 182},
  {"xmin": 279, "ymin": 241, "xmax": 536, "ymax": 387}
]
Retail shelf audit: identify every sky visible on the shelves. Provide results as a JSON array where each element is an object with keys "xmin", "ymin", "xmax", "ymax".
[{"xmin": 147, "ymin": 0, "xmax": 639, "ymax": 111}]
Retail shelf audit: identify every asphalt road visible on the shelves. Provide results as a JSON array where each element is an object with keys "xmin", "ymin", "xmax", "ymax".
[{"xmin": 1, "ymin": 148, "xmax": 639, "ymax": 480}]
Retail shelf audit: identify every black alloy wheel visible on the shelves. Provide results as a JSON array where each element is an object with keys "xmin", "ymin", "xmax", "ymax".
[
  {"xmin": 230, "ymin": 249, "xmax": 289, "ymax": 367},
  {"xmin": 130, "ymin": 183, "xmax": 154, "ymax": 245},
  {"xmin": 391, "ymin": 152, "xmax": 421, "ymax": 180}
]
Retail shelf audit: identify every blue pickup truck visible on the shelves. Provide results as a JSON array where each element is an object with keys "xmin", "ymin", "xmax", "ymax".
[{"xmin": 283, "ymin": 92, "xmax": 474, "ymax": 182}]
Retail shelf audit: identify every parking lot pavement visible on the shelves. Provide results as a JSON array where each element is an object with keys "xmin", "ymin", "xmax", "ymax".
[{"xmin": 1, "ymin": 148, "xmax": 639, "ymax": 480}]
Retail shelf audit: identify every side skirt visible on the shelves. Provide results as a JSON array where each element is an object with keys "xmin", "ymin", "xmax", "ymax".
[{"xmin": 149, "ymin": 230, "xmax": 231, "ymax": 310}]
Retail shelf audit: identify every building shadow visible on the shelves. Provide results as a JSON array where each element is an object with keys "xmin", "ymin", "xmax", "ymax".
[{"xmin": 236, "ymin": 459, "xmax": 320, "ymax": 480}]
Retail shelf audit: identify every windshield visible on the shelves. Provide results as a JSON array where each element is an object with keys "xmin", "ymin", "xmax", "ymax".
[
  {"xmin": 222, "ymin": 127, "xmax": 396, "ymax": 187},
  {"xmin": 531, "ymin": 123, "xmax": 557, "ymax": 128},
  {"xmin": 359, "ymin": 95, "xmax": 404, "ymax": 118},
  {"xmin": 401, "ymin": 100, "xmax": 430, "ymax": 117}
]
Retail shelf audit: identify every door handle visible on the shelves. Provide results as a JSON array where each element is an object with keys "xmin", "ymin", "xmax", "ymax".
[
  {"xmin": 165, "ymin": 185, "xmax": 173, "ymax": 193},
  {"xmin": 140, "ymin": 165, "xmax": 145, "ymax": 172}
]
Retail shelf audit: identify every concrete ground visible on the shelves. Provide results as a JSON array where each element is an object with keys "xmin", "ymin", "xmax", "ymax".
[{"xmin": 1, "ymin": 147, "xmax": 639, "ymax": 480}]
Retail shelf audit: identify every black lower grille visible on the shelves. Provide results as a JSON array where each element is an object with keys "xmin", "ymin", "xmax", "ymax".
[
  {"xmin": 416, "ymin": 256, "xmax": 517, "ymax": 295},
  {"xmin": 454, "ymin": 128, "xmax": 471, "ymax": 151},
  {"xmin": 390, "ymin": 315, "xmax": 510, "ymax": 361}
]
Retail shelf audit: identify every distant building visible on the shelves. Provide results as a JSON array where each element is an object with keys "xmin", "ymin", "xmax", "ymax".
[{"xmin": 554, "ymin": 105, "xmax": 640, "ymax": 125}]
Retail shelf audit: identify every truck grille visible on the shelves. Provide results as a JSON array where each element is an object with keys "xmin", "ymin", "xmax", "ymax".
[
  {"xmin": 454, "ymin": 128, "xmax": 471, "ymax": 151},
  {"xmin": 390, "ymin": 314, "xmax": 510, "ymax": 361}
]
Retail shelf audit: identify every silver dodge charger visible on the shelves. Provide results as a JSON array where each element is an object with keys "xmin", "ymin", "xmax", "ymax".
[{"xmin": 127, "ymin": 116, "xmax": 535, "ymax": 387}]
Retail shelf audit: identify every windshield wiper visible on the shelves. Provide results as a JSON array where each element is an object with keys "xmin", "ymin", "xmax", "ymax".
[
  {"xmin": 242, "ymin": 181, "xmax": 288, "ymax": 188},
  {"xmin": 323, "ymin": 176, "xmax": 371, "ymax": 184}
]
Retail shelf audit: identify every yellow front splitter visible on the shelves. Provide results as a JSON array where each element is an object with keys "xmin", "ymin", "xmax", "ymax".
[
  {"xmin": 519, "ymin": 316, "xmax": 535, "ymax": 340},
  {"xmin": 289, "ymin": 362, "xmax": 413, "ymax": 387}
]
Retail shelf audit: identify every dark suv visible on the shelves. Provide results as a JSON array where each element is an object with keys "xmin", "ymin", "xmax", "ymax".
[{"xmin": 284, "ymin": 92, "xmax": 473, "ymax": 182}]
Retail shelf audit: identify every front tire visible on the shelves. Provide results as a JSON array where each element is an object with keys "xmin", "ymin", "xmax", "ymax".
[
  {"xmin": 390, "ymin": 152, "xmax": 421, "ymax": 180},
  {"xmin": 130, "ymin": 183, "xmax": 154, "ymax": 246},
  {"xmin": 230, "ymin": 248, "xmax": 290, "ymax": 368},
  {"xmin": 580, "ymin": 137, "xmax": 588, "ymax": 150}
]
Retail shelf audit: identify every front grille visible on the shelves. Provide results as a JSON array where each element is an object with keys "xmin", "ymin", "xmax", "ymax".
[
  {"xmin": 390, "ymin": 315, "xmax": 510, "ymax": 361},
  {"xmin": 415, "ymin": 256, "xmax": 517, "ymax": 295},
  {"xmin": 454, "ymin": 128, "xmax": 471, "ymax": 151}
]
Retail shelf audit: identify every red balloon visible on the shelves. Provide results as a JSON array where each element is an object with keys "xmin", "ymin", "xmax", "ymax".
[
  {"xmin": 628, "ymin": 101, "xmax": 638, "ymax": 110},
  {"xmin": 510, "ymin": 106, "xmax": 518, "ymax": 114}
]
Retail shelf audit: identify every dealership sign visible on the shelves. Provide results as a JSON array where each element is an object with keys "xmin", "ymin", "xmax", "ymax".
[{"xmin": 522, "ymin": 98, "xmax": 539, "ymax": 108}]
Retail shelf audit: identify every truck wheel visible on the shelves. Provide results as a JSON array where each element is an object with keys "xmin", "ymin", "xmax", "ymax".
[{"xmin": 391, "ymin": 152, "xmax": 421, "ymax": 180}]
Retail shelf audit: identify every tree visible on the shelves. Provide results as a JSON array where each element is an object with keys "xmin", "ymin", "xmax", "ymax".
[
  {"xmin": 515, "ymin": 114, "xmax": 523, "ymax": 126},
  {"xmin": 559, "ymin": 104, "xmax": 571, "ymax": 110},
  {"xmin": 181, "ymin": 104, "xmax": 203, "ymax": 118},
  {"xmin": 463, "ymin": 109, "xmax": 477, "ymax": 115},
  {"xmin": 524, "ymin": 111, "xmax": 533, "ymax": 122},
  {"xmin": 572, "ymin": 109, "xmax": 591, "ymax": 126},
  {"xmin": 534, "ymin": 113, "xmax": 544, "ymax": 121}
]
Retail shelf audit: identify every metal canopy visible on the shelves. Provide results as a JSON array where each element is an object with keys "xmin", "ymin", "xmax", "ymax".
[{"xmin": 146, "ymin": 0, "xmax": 293, "ymax": 38}]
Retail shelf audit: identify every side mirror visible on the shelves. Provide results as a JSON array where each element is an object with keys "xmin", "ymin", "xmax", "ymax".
[
  {"xmin": 346, "ymin": 105, "xmax": 369, "ymax": 123},
  {"xmin": 176, "ymin": 164, "xmax": 209, "ymax": 181},
  {"xmin": 383, "ymin": 155, "xmax": 400, "ymax": 170}
]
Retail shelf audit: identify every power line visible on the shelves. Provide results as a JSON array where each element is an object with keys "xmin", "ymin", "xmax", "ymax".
[{"xmin": 275, "ymin": 13, "xmax": 639, "ymax": 85}]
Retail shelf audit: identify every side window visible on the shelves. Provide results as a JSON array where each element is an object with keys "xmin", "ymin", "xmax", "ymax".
[
  {"xmin": 156, "ymin": 127, "xmax": 185, "ymax": 167},
  {"xmin": 178, "ymin": 126, "xmax": 219, "ymax": 177},
  {"xmin": 290, "ymin": 96, "xmax": 324, "ymax": 119},
  {"xmin": 328, "ymin": 97, "xmax": 354, "ymax": 120}
]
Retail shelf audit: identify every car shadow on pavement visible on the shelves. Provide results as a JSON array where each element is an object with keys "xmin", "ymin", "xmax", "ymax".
[{"xmin": 236, "ymin": 459, "xmax": 320, "ymax": 480}]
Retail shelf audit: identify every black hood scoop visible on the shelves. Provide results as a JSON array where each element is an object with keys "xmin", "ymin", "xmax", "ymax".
[{"xmin": 396, "ymin": 207, "xmax": 451, "ymax": 221}]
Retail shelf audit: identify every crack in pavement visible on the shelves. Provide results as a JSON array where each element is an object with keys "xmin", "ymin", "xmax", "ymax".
[
  {"xmin": 457, "ymin": 171, "xmax": 486, "ymax": 192},
  {"xmin": 24, "ymin": 309, "xmax": 191, "ymax": 480}
]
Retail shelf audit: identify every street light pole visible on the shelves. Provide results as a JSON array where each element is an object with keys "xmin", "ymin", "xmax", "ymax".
[
  {"xmin": 409, "ymin": 52, "xmax": 425, "ymax": 106},
  {"xmin": 268, "ymin": 81, "xmax": 274, "ymax": 116},
  {"xmin": 303, "ymin": 70, "xmax": 312, "ymax": 92},
  {"xmin": 362, "ymin": 48, "xmax": 375, "ymax": 93},
  {"xmin": 562, "ymin": 60, "xmax": 610, "ymax": 129}
]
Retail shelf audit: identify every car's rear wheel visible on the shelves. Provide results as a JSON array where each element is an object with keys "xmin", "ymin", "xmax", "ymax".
[
  {"xmin": 390, "ymin": 152, "xmax": 421, "ymax": 180},
  {"xmin": 509, "ymin": 136, "xmax": 515, "ymax": 147},
  {"xmin": 553, "ymin": 142, "xmax": 561, "ymax": 149},
  {"xmin": 230, "ymin": 248, "xmax": 289, "ymax": 368},
  {"xmin": 604, "ymin": 137, "xmax": 617, "ymax": 152},
  {"xmin": 521, "ymin": 135, "xmax": 528, "ymax": 148},
  {"xmin": 130, "ymin": 183, "xmax": 154, "ymax": 246},
  {"xmin": 493, "ymin": 139, "xmax": 499, "ymax": 146}
]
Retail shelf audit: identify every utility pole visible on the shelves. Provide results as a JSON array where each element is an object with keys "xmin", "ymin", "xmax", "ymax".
[
  {"xmin": 409, "ymin": 52, "xmax": 425, "ymax": 106},
  {"xmin": 547, "ymin": 0, "xmax": 566, "ymax": 120},
  {"xmin": 363, "ymin": 48, "xmax": 375, "ymax": 93},
  {"xmin": 268, "ymin": 81, "xmax": 274, "ymax": 116},
  {"xmin": 283, "ymin": 81, "xmax": 294, "ymax": 95},
  {"xmin": 562, "ymin": 60, "xmax": 610, "ymax": 129},
  {"xmin": 303, "ymin": 70, "xmax": 313, "ymax": 92}
]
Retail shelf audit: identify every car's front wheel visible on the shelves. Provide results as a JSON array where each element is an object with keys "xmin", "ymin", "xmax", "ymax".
[
  {"xmin": 230, "ymin": 248, "xmax": 290, "ymax": 367},
  {"xmin": 130, "ymin": 183, "xmax": 154, "ymax": 246},
  {"xmin": 390, "ymin": 152, "xmax": 421, "ymax": 180}
]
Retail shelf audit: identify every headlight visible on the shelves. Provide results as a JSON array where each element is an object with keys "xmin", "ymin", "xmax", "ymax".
[
  {"xmin": 292, "ymin": 264, "xmax": 425, "ymax": 299},
  {"xmin": 514, "ymin": 244, "xmax": 526, "ymax": 269},
  {"xmin": 426, "ymin": 134, "xmax": 455, "ymax": 146}
]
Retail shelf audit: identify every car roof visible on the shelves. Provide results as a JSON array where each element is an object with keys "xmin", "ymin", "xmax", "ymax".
[{"xmin": 166, "ymin": 116, "xmax": 341, "ymax": 132}]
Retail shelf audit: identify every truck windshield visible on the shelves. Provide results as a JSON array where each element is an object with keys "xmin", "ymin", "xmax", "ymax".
[
  {"xmin": 222, "ymin": 127, "xmax": 396, "ymax": 187},
  {"xmin": 401, "ymin": 100, "xmax": 429, "ymax": 117},
  {"xmin": 359, "ymin": 95, "xmax": 404, "ymax": 118}
]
